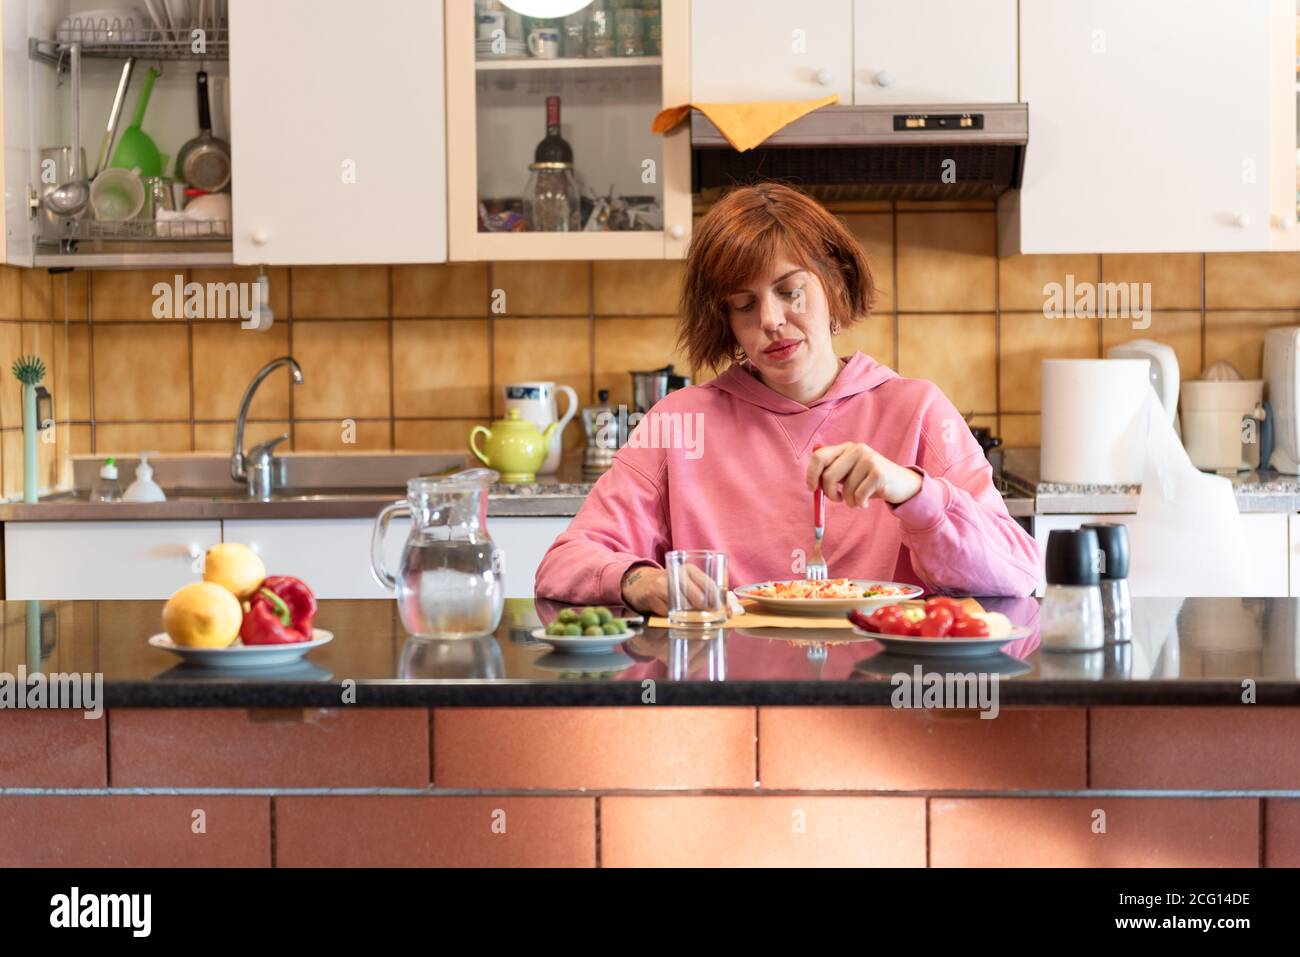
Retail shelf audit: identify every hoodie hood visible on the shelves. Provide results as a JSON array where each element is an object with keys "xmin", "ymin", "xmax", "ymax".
[
  {"xmin": 702, "ymin": 351, "xmax": 899, "ymax": 458},
  {"xmin": 705, "ymin": 351, "xmax": 898, "ymax": 415}
]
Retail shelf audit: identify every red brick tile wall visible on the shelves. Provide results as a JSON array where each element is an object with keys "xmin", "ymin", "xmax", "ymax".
[{"xmin": 0, "ymin": 706, "xmax": 1294, "ymax": 867}]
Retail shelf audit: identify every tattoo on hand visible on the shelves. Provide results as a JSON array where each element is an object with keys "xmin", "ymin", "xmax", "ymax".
[{"xmin": 625, "ymin": 571, "xmax": 643, "ymax": 587}]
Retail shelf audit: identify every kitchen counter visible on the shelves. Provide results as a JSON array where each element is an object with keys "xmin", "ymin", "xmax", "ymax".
[
  {"xmin": 6, "ymin": 595, "xmax": 1300, "ymax": 868},
  {"xmin": 8, "ymin": 595, "xmax": 1300, "ymax": 707},
  {"xmin": 1003, "ymin": 447, "xmax": 1300, "ymax": 514}
]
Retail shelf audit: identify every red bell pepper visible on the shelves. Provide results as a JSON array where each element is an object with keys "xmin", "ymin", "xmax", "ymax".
[{"xmin": 241, "ymin": 576, "xmax": 317, "ymax": 645}]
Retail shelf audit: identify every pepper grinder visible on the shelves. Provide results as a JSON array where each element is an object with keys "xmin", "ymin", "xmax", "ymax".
[
  {"xmin": 1083, "ymin": 522, "xmax": 1132, "ymax": 644},
  {"xmin": 1041, "ymin": 528, "xmax": 1105, "ymax": 652}
]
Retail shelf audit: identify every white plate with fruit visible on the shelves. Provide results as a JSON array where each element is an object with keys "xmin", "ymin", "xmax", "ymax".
[
  {"xmin": 847, "ymin": 598, "xmax": 1031, "ymax": 658},
  {"xmin": 154, "ymin": 543, "xmax": 327, "ymax": 669},
  {"xmin": 534, "ymin": 606, "xmax": 638, "ymax": 654},
  {"xmin": 149, "ymin": 630, "xmax": 334, "ymax": 668}
]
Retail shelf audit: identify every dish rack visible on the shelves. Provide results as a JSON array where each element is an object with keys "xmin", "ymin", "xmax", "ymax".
[
  {"xmin": 39, "ymin": 217, "xmax": 231, "ymax": 243},
  {"xmin": 30, "ymin": 14, "xmax": 229, "ymax": 65}
]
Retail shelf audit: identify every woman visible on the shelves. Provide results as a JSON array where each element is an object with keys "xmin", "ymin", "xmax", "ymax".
[{"xmin": 535, "ymin": 184, "xmax": 1041, "ymax": 614}]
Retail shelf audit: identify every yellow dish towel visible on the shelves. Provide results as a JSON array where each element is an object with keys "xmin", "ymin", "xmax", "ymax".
[
  {"xmin": 652, "ymin": 94, "xmax": 840, "ymax": 153},
  {"xmin": 648, "ymin": 598, "xmax": 985, "ymax": 630}
]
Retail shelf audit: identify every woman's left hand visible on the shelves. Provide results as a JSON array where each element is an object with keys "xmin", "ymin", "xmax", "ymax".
[{"xmin": 806, "ymin": 442, "xmax": 923, "ymax": 508}]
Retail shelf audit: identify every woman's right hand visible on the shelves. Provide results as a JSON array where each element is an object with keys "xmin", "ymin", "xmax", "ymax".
[{"xmin": 621, "ymin": 565, "xmax": 668, "ymax": 616}]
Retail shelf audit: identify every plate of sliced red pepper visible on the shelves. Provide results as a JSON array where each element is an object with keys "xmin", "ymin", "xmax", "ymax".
[
  {"xmin": 847, "ymin": 597, "xmax": 1031, "ymax": 658},
  {"xmin": 150, "ymin": 575, "xmax": 332, "ymax": 668}
]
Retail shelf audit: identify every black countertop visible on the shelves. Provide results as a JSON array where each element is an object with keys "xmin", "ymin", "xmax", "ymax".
[{"xmin": 5, "ymin": 596, "xmax": 1300, "ymax": 707}]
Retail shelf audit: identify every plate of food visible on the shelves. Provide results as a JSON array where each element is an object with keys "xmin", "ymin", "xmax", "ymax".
[
  {"xmin": 149, "ymin": 630, "xmax": 333, "ymax": 668},
  {"xmin": 847, "ymin": 598, "xmax": 1031, "ymax": 658},
  {"xmin": 535, "ymin": 605, "xmax": 638, "ymax": 654},
  {"xmin": 733, "ymin": 578, "xmax": 923, "ymax": 616}
]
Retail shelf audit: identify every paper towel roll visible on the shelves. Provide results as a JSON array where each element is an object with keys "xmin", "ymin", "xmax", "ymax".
[{"xmin": 1041, "ymin": 359, "xmax": 1151, "ymax": 484}]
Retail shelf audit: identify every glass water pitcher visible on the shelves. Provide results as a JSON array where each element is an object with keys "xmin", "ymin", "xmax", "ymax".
[{"xmin": 371, "ymin": 469, "xmax": 504, "ymax": 638}]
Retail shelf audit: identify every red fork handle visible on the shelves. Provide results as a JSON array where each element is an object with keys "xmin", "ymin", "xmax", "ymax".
[{"xmin": 812, "ymin": 443, "xmax": 825, "ymax": 529}]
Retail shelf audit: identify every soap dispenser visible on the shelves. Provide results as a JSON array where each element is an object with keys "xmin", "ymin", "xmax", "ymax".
[
  {"xmin": 123, "ymin": 452, "xmax": 166, "ymax": 502},
  {"xmin": 91, "ymin": 457, "xmax": 122, "ymax": 502}
]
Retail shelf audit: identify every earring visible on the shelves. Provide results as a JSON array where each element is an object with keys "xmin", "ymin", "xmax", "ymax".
[{"xmin": 830, "ymin": 319, "xmax": 841, "ymax": 335}]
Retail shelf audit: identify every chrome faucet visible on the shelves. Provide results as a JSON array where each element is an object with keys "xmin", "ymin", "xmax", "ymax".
[{"xmin": 232, "ymin": 356, "xmax": 303, "ymax": 498}]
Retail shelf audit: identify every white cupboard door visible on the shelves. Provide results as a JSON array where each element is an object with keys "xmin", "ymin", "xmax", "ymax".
[
  {"xmin": 691, "ymin": 0, "xmax": 852, "ymax": 103},
  {"xmin": 224, "ymin": 518, "xmax": 401, "ymax": 600},
  {"xmin": 228, "ymin": 0, "xmax": 446, "ymax": 264},
  {"xmin": 1018, "ymin": 0, "xmax": 1273, "ymax": 253},
  {"xmin": 4, "ymin": 522, "xmax": 222, "ymax": 600},
  {"xmin": 489, "ymin": 517, "xmax": 572, "ymax": 599},
  {"xmin": 853, "ymin": 0, "xmax": 1017, "ymax": 105}
]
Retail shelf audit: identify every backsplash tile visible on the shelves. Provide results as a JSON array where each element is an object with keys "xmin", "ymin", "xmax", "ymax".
[{"xmin": 8, "ymin": 204, "xmax": 1300, "ymax": 489}]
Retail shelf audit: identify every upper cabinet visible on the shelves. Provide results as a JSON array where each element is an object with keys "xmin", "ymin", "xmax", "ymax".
[
  {"xmin": 1012, "ymin": 0, "xmax": 1299, "ymax": 254},
  {"xmin": 229, "ymin": 0, "xmax": 447, "ymax": 264},
  {"xmin": 691, "ymin": 0, "xmax": 853, "ymax": 103},
  {"xmin": 852, "ymin": 0, "xmax": 1017, "ymax": 104},
  {"xmin": 445, "ymin": 0, "xmax": 691, "ymax": 261}
]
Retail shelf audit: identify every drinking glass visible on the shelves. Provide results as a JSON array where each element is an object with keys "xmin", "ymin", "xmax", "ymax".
[{"xmin": 666, "ymin": 550, "xmax": 727, "ymax": 627}]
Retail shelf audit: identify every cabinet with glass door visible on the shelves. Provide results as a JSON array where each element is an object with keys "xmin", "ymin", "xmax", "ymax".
[{"xmin": 445, "ymin": 0, "xmax": 691, "ymax": 260}]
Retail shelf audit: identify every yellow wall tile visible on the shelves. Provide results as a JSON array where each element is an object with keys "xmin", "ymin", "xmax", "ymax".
[
  {"xmin": 391, "ymin": 319, "xmax": 490, "ymax": 417},
  {"xmin": 0, "ymin": 323, "xmax": 24, "ymax": 429},
  {"xmin": 490, "ymin": 262, "xmax": 589, "ymax": 316},
  {"xmin": 1205, "ymin": 253, "xmax": 1300, "ymax": 310},
  {"xmin": 2, "ymin": 430, "xmax": 23, "ymax": 498},
  {"xmin": 998, "ymin": 414, "xmax": 1040, "ymax": 447},
  {"xmin": 593, "ymin": 317, "xmax": 688, "ymax": 408},
  {"xmin": 191, "ymin": 322, "xmax": 292, "ymax": 421},
  {"xmin": 897, "ymin": 313, "xmax": 997, "ymax": 413},
  {"xmin": 92, "ymin": 269, "xmax": 185, "ymax": 320},
  {"xmin": 91, "ymin": 324, "xmax": 190, "ymax": 421},
  {"xmin": 189, "ymin": 267, "xmax": 291, "ymax": 319},
  {"xmin": 593, "ymin": 261, "xmax": 683, "ymax": 316},
  {"xmin": 291, "ymin": 266, "xmax": 389, "ymax": 318},
  {"xmin": 1000, "ymin": 312, "xmax": 1100, "ymax": 412},
  {"xmin": 57, "ymin": 271, "xmax": 89, "ymax": 321},
  {"xmin": 94, "ymin": 422, "xmax": 192, "ymax": 454},
  {"xmin": 999, "ymin": 253, "xmax": 1099, "ymax": 312},
  {"xmin": 291, "ymin": 320, "xmax": 391, "ymax": 418},
  {"xmin": 392, "ymin": 264, "xmax": 488, "ymax": 317},
  {"xmin": 1204, "ymin": 311, "xmax": 1300, "ymax": 378},
  {"xmin": 195, "ymin": 420, "xmax": 291, "ymax": 453},
  {"xmin": 1102, "ymin": 311, "xmax": 1203, "ymax": 382},
  {"xmin": 834, "ymin": 313, "xmax": 895, "ymax": 370},
  {"xmin": 842, "ymin": 214, "xmax": 894, "ymax": 312},
  {"xmin": 20, "ymin": 269, "xmax": 52, "ymax": 319},
  {"xmin": 293, "ymin": 419, "xmax": 391, "ymax": 451},
  {"xmin": 896, "ymin": 212, "xmax": 996, "ymax": 311},
  {"xmin": 492, "ymin": 318, "xmax": 591, "ymax": 418},
  {"xmin": 394, "ymin": 419, "xmax": 482, "ymax": 453},
  {"xmin": 0, "ymin": 267, "xmax": 21, "ymax": 319},
  {"xmin": 1101, "ymin": 253, "xmax": 1202, "ymax": 311},
  {"xmin": 20, "ymin": 324, "xmax": 57, "ymax": 407}
]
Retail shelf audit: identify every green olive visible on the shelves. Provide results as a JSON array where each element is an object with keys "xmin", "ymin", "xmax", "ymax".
[
  {"xmin": 583, "ymin": 625, "xmax": 604, "ymax": 636},
  {"xmin": 601, "ymin": 622, "xmax": 623, "ymax": 635},
  {"xmin": 578, "ymin": 609, "xmax": 601, "ymax": 628},
  {"xmin": 563, "ymin": 624, "xmax": 583, "ymax": 636},
  {"xmin": 595, "ymin": 607, "xmax": 613, "ymax": 624}
]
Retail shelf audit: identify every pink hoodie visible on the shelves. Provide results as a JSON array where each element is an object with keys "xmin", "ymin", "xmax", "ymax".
[{"xmin": 535, "ymin": 352, "xmax": 1042, "ymax": 603}]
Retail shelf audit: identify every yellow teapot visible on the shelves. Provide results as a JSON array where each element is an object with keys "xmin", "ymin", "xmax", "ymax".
[{"xmin": 469, "ymin": 409, "xmax": 557, "ymax": 483}]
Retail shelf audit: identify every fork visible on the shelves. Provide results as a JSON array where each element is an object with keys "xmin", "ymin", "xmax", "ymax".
[{"xmin": 806, "ymin": 445, "xmax": 828, "ymax": 581}]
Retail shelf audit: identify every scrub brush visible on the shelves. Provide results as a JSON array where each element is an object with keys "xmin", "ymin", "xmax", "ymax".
[{"xmin": 12, "ymin": 355, "xmax": 47, "ymax": 504}]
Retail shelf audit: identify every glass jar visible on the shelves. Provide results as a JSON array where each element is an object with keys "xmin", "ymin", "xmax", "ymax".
[
  {"xmin": 523, "ymin": 162, "xmax": 581, "ymax": 231},
  {"xmin": 1040, "ymin": 583, "xmax": 1105, "ymax": 651}
]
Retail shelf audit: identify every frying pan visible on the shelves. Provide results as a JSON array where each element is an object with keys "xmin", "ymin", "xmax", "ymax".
[{"xmin": 175, "ymin": 69, "xmax": 231, "ymax": 191}]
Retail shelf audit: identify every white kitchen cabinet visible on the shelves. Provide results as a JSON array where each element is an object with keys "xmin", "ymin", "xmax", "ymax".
[
  {"xmin": 1032, "ymin": 512, "xmax": 1291, "ymax": 598},
  {"xmin": 852, "ymin": 0, "xmax": 1017, "ymax": 105},
  {"xmin": 1288, "ymin": 514, "xmax": 1300, "ymax": 597},
  {"xmin": 228, "ymin": 0, "xmax": 446, "ymax": 264},
  {"xmin": 223, "ymin": 518, "xmax": 402, "ymax": 600},
  {"xmin": 691, "ymin": 0, "xmax": 852, "ymax": 104},
  {"xmin": 4, "ymin": 521, "xmax": 222, "ymax": 599},
  {"xmin": 1011, "ymin": 0, "xmax": 1288, "ymax": 254},
  {"xmin": 489, "ymin": 516, "xmax": 572, "ymax": 600}
]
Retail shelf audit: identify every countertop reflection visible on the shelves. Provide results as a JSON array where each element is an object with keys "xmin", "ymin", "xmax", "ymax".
[{"xmin": 3, "ymin": 596, "xmax": 1300, "ymax": 706}]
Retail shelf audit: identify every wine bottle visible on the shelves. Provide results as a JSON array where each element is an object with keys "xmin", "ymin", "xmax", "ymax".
[{"xmin": 533, "ymin": 95, "xmax": 573, "ymax": 165}]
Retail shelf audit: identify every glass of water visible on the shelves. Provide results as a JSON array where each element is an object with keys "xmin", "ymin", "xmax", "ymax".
[{"xmin": 666, "ymin": 550, "xmax": 728, "ymax": 627}]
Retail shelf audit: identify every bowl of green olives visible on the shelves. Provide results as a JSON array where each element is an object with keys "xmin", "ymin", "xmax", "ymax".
[{"xmin": 532, "ymin": 606, "xmax": 636, "ymax": 653}]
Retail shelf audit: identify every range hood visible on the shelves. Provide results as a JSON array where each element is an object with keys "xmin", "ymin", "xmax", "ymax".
[{"xmin": 690, "ymin": 103, "xmax": 1028, "ymax": 202}]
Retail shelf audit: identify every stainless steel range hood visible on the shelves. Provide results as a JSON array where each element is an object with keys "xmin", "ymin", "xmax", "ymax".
[{"xmin": 690, "ymin": 103, "xmax": 1028, "ymax": 201}]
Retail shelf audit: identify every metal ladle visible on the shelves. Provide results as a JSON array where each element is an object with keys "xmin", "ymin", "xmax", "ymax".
[{"xmin": 45, "ymin": 42, "xmax": 89, "ymax": 218}]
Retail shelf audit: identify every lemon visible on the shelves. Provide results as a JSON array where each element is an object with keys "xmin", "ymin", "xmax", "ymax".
[
  {"xmin": 163, "ymin": 582, "xmax": 243, "ymax": 648},
  {"xmin": 202, "ymin": 542, "xmax": 265, "ymax": 600}
]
